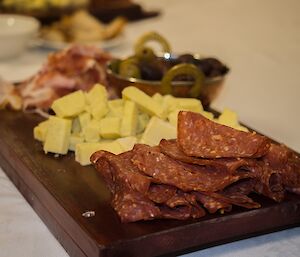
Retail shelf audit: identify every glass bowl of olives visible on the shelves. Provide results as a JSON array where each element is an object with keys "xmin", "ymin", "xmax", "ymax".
[{"xmin": 106, "ymin": 32, "xmax": 229, "ymax": 107}]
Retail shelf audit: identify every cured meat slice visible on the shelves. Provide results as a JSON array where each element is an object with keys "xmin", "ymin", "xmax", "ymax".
[
  {"xmin": 147, "ymin": 184, "xmax": 177, "ymax": 204},
  {"xmin": 131, "ymin": 144, "xmax": 253, "ymax": 192},
  {"xmin": 177, "ymin": 111, "xmax": 270, "ymax": 158},
  {"xmin": 255, "ymin": 166, "xmax": 285, "ymax": 202},
  {"xmin": 113, "ymin": 191, "xmax": 161, "ymax": 222},
  {"xmin": 159, "ymin": 139, "xmax": 255, "ymax": 172},
  {"xmin": 193, "ymin": 192, "xmax": 232, "ymax": 213},
  {"xmin": 91, "ymin": 150, "xmax": 152, "ymax": 195},
  {"xmin": 262, "ymin": 144, "xmax": 300, "ymax": 194},
  {"xmin": 91, "ymin": 150, "xmax": 206, "ymax": 222}
]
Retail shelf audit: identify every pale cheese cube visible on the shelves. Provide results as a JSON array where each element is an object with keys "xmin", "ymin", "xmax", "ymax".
[
  {"xmin": 152, "ymin": 93, "xmax": 164, "ymax": 103},
  {"xmin": 99, "ymin": 117, "xmax": 121, "ymax": 139},
  {"xmin": 136, "ymin": 113, "xmax": 150, "ymax": 134},
  {"xmin": 140, "ymin": 117, "xmax": 177, "ymax": 146},
  {"xmin": 51, "ymin": 90, "xmax": 86, "ymax": 118},
  {"xmin": 116, "ymin": 136, "xmax": 137, "ymax": 152},
  {"xmin": 122, "ymin": 86, "xmax": 165, "ymax": 118},
  {"xmin": 120, "ymin": 100, "xmax": 138, "ymax": 137},
  {"xmin": 75, "ymin": 141, "xmax": 123, "ymax": 165},
  {"xmin": 218, "ymin": 108, "xmax": 238, "ymax": 127},
  {"xmin": 168, "ymin": 109, "xmax": 180, "ymax": 127},
  {"xmin": 33, "ymin": 120, "xmax": 50, "ymax": 142},
  {"xmin": 72, "ymin": 118, "xmax": 81, "ymax": 134},
  {"xmin": 90, "ymin": 101, "xmax": 109, "ymax": 120},
  {"xmin": 78, "ymin": 112, "xmax": 91, "ymax": 128},
  {"xmin": 69, "ymin": 134, "xmax": 84, "ymax": 151},
  {"xmin": 86, "ymin": 84, "xmax": 107, "ymax": 105},
  {"xmin": 82, "ymin": 120, "xmax": 101, "ymax": 142},
  {"xmin": 43, "ymin": 116, "xmax": 72, "ymax": 154}
]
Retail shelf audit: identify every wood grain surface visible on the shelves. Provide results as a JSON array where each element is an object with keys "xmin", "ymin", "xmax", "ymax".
[{"xmin": 0, "ymin": 109, "xmax": 299, "ymax": 257}]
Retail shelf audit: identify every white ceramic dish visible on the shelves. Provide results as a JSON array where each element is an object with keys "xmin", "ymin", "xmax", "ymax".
[{"xmin": 0, "ymin": 14, "xmax": 40, "ymax": 60}]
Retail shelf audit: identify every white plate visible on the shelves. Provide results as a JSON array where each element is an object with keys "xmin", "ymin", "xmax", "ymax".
[{"xmin": 34, "ymin": 33, "xmax": 126, "ymax": 51}]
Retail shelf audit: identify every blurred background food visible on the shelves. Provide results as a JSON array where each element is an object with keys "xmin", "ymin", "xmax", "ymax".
[
  {"xmin": 0, "ymin": 0, "xmax": 159, "ymax": 24},
  {"xmin": 40, "ymin": 10, "xmax": 126, "ymax": 44}
]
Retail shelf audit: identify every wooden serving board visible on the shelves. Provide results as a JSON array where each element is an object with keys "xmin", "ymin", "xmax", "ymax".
[{"xmin": 0, "ymin": 109, "xmax": 300, "ymax": 257}]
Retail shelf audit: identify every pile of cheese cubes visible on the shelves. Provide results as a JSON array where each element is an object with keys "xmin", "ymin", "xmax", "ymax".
[{"xmin": 34, "ymin": 84, "xmax": 247, "ymax": 166}]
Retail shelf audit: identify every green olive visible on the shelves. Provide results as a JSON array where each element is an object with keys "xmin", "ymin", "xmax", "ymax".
[
  {"xmin": 135, "ymin": 46, "xmax": 156, "ymax": 62},
  {"xmin": 161, "ymin": 63, "xmax": 205, "ymax": 97},
  {"xmin": 119, "ymin": 57, "xmax": 141, "ymax": 79},
  {"xmin": 134, "ymin": 31, "xmax": 171, "ymax": 55}
]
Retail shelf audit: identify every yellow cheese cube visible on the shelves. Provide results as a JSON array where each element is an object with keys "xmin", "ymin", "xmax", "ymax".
[
  {"xmin": 217, "ymin": 108, "xmax": 238, "ymax": 127},
  {"xmin": 90, "ymin": 101, "xmax": 109, "ymax": 120},
  {"xmin": 71, "ymin": 118, "xmax": 81, "ymax": 134},
  {"xmin": 168, "ymin": 109, "xmax": 180, "ymax": 127},
  {"xmin": 122, "ymin": 87, "xmax": 165, "ymax": 118},
  {"xmin": 235, "ymin": 125, "xmax": 249, "ymax": 132},
  {"xmin": 79, "ymin": 112, "xmax": 91, "ymax": 128},
  {"xmin": 175, "ymin": 98, "xmax": 203, "ymax": 113},
  {"xmin": 82, "ymin": 120, "xmax": 101, "ymax": 142},
  {"xmin": 108, "ymin": 99, "xmax": 124, "ymax": 109},
  {"xmin": 152, "ymin": 93, "xmax": 164, "ymax": 103},
  {"xmin": 43, "ymin": 116, "xmax": 72, "ymax": 154},
  {"xmin": 69, "ymin": 134, "xmax": 84, "ymax": 151},
  {"xmin": 116, "ymin": 136, "xmax": 137, "ymax": 152},
  {"xmin": 136, "ymin": 113, "xmax": 150, "ymax": 134},
  {"xmin": 33, "ymin": 120, "xmax": 50, "ymax": 142},
  {"xmin": 75, "ymin": 141, "xmax": 123, "ymax": 166},
  {"xmin": 86, "ymin": 84, "xmax": 107, "ymax": 105},
  {"xmin": 51, "ymin": 90, "xmax": 86, "ymax": 118},
  {"xmin": 99, "ymin": 117, "xmax": 121, "ymax": 139},
  {"xmin": 107, "ymin": 99, "xmax": 124, "ymax": 117},
  {"xmin": 140, "ymin": 117, "xmax": 177, "ymax": 146},
  {"xmin": 200, "ymin": 110, "xmax": 214, "ymax": 120},
  {"xmin": 162, "ymin": 95, "xmax": 177, "ymax": 113},
  {"xmin": 120, "ymin": 100, "xmax": 138, "ymax": 137}
]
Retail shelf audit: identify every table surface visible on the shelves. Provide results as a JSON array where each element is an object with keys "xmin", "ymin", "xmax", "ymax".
[{"xmin": 0, "ymin": 0, "xmax": 300, "ymax": 256}]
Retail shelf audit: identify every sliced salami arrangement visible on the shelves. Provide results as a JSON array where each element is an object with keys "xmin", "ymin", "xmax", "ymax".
[{"xmin": 91, "ymin": 111, "xmax": 300, "ymax": 222}]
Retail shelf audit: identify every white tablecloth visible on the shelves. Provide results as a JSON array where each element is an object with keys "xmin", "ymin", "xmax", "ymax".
[{"xmin": 0, "ymin": 0, "xmax": 300, "ymax": 256}]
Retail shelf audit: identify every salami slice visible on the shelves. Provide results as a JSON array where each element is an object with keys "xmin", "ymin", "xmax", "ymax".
[
  {"xmin": 177, "ymin": 111, "xmax": 270, "ymax": 158},
  {"xmin": 159, "ymin": 139, "xmax": 254, "ymax": 172},
  {"xmin": 131, "ymin": 144, "xmax": 253, "ymax": 192}
]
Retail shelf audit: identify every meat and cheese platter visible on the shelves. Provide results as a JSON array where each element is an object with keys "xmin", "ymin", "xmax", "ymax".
[{"xmin": 0, "ymin": 36, "xmax": 300, "ymax": 257}]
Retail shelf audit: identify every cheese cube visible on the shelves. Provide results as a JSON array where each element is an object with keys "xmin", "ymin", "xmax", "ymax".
[
  {"xmin": 122, "ymin": 87, "xmax": 165, "ymax": 118},
  {"xmin": 136, "ymin": 113, "xmax": 150, "ymax": 134},
  {"xmin": 51, "ymin": 90, "xmax": 86, "ymax": 118},
  {"xmin": 168, "ymin": 109, "xmax": 180, "ymax": 127},
  {"xmin": 86, "ymin": 84, "xmax": 107, "ymax": 105},
  {"xmin": 33, "ymin": 120, "xmax": 50, "ymax": 142},
  {"xmin": 107, "ymin": 99, "xmax": 124, "ymax": 117},
  {"xmin": 75, "ymin": 141, "xmax": 123, "ymax": 165},
  {"xmin": 140, "ymin": 117, "xmax": 177, "ymax": 146},
  {"xmin": 90, "ymin": 101, "xmax": 109, "ymax": 120},
  {"xmin": 99, "ymin": 117, "xmax": 121, "ymax": 139},
  {"xmin": 162, "ymin": 95, "xmax": 177, "ymax": 113},
  {"xmin": 82, "ymin": 120, "xmax": 101, "ymax": 142},
  {"xmin": 69, "ymin": 134, "xmax": 84, "ymax": 151},
  {"xmin": 200, "ymin": 110, "xmax": 214, "ymax": 120},
  {"xmin": 72, "ymin": 118, "xmax": 81, "ymax": 134},
  {"xmin": 120, "ymin": 100, "xmax": 138, "ymax": 137},
  {"xmin": 217, "ymin": 108, "xmax": 238, "ymax": 127},
  {"xmin": 43, "ymin": 116, "xmax": 72, "ymax": 154},
  {"xmin": 108, "ymin": 99, "xmax": 124, "ymax": 109},
  {"xmin": 152, "ymin": 93, "xmax": 164, "ymax": 103},
  {"xmin": 116, "ymin": 136, "xmax": 137, "ymax": 152},
  {"xmin": 175, "ymin": 98, "xmax": 203, "ymax": 113},
  {"xmin": 79, "ymin": 112, "xmax": 91, "ymax": 128}
]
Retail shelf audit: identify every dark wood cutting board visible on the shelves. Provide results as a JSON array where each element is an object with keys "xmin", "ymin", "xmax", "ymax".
[{"xmin": 0, "ymin": 109, "xmax": 300, "ymax": 257}]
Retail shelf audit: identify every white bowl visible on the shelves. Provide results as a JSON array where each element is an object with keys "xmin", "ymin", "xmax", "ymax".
[{"xmin": 0, "ymin": 15, "xmax": 40, "ymax": 60}]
